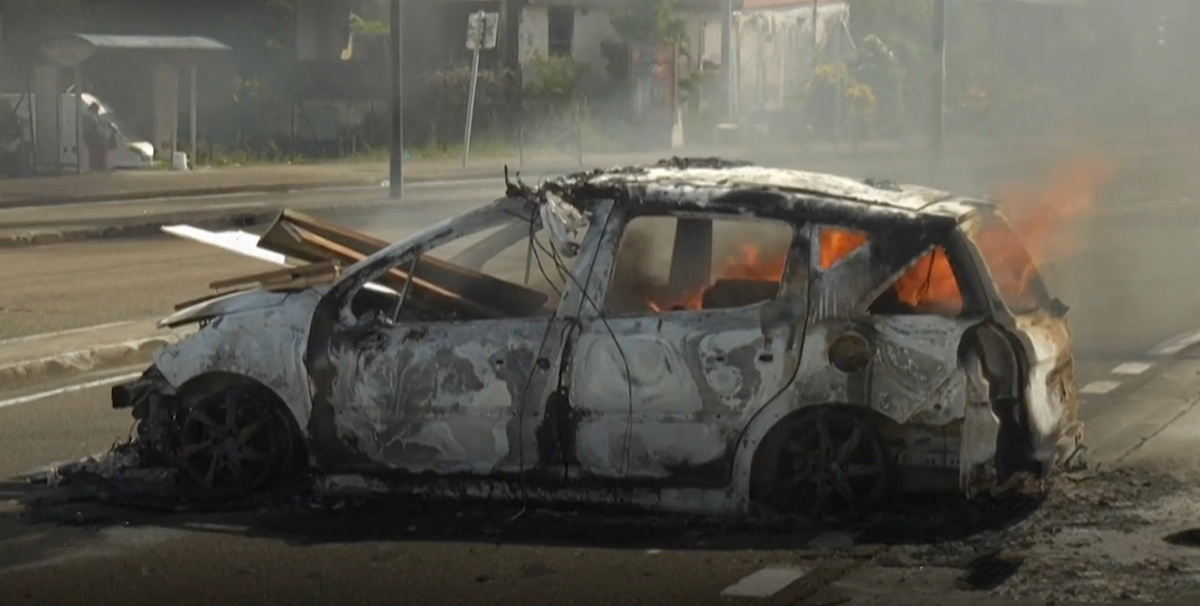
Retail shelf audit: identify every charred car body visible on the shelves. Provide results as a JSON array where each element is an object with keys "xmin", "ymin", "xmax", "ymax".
[{"xmin": 110, "ymin": 159, "xmax": 1083, "ymax": 516}]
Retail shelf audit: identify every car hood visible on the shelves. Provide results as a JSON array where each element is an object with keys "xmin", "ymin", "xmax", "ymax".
[{"xmin": 159, "ymin": 287, "xmax": 328, "ymax": 329}]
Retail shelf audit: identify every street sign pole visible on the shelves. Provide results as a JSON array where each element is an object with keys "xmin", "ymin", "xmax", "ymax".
[
  {"xmin": 462, "ymin": 11, "xmax": 498, "ymax": 169},
  {"xmin": 462, "ymin": 14, "xmax": 483, "ymax": 168},
  {"xmin": 389, "ymin": 0, "xmax": 404, "ymax": 199},
  {"xmin": 721, "ymin": 0, "xmax": 734, "ymax": 121},
  {"xmin": 931, "ymin": 0, "xmax": 946, "ymax": 162}
]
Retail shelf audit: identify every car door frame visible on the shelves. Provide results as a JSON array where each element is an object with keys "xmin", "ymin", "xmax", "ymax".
[
  {"xmin": 302, "ymin": 197, "xmax": 613, "ymax": 479},
  {"xmin": 793, "ymin": 219, "xmax": 988, "ymax": 426},
  {"xmin": 560, "ymin": 205, "xmax": 811, "ymax": 485}
]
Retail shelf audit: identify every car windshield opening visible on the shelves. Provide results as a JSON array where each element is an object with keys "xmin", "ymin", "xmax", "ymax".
[{"xmin": 352, "ymin": 214, "xmax": 582, "ymax": 324}]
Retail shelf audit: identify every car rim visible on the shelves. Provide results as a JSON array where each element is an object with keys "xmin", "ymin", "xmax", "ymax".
[
  {"xmin": 179, "ymin": 389, "xmax": 282, "ymax": 499},
  {"xmin": 775, "ymin": 408, "xmax": 891, "ymax": 517}
]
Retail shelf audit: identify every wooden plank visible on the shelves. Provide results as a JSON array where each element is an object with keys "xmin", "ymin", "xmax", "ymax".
[
  {"xmin": 173, "ymin": 288, "xmax": 253, "ymax": 311},
  {"xmin": 288, "ymin": 226, "xmax": 506, "ymax": 320},
  {"xmin": 261, "ymin": 210, "xmax": 550, "ymax": 317},
  {"xmin": 209, "ymin": 261, "xmax": 339, "ymax": 291}
]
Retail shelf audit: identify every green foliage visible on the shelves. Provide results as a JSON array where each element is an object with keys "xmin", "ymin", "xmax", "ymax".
[
  {"xmin": 609, "ymin": 0, "xmax": 688, "ymax": 45},
  {"xmin": 424, "ymin": 65, "xmax": 518, "ymax": 147},
  {"xmin": 523, "ymin": 50, "xmax": 589, "ymax": 108}
]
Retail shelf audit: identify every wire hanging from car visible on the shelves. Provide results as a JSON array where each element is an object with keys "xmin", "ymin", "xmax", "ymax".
[{"xmin": 535, "ymin": 207, "xmax": 636, "ymax": 478}]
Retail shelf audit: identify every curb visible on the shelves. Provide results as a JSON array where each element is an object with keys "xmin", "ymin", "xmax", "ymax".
[
  {"xmin": 0, "ymin": 157, "xmax": 599, "ymax": 211},
  {"xmin": 0, "ymin": 333, "xmax": 187, "ymax": 393},
  {"xmin": 0, "ymin": 199, "xmax": 418, "ymax": 249},
  {"xmin": 0, "ymin": 209, "xmax": 280, "ymax": 249},
  {"xmin": 0, "ymin": 178, "xmax": 380, "ymax": 211}
]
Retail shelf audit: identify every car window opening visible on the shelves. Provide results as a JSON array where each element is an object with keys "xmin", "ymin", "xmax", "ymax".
[
  {"xmin": 971, "ymin": 217, "xmax": 1052, "ymax": 315},
  {"xmin": 819, "ymin": 227, "xmax": 868, "ymax": 269},
  {"xmin": 868, "ymin": 246, "xmax": 965, "ymax": 317},
  {"xmin": 816, "ymin": 226, "xmax": 964, "ymax": 317},
  {"xmin": 603, "ymin": 216, "xmax": 795, "ymax": 315}
]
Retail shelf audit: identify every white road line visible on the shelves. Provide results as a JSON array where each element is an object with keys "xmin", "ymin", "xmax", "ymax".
[
  {"xmin": 1148, "ymin": 328, "xmax": 1200, "ymax": 357},
  {"xmin": 0, "ymin": 372, "xmax": 140, "ymax": 410},
  {"xmin": 719, "ymin": 567, "xmax": 810, "ymax": 598},
  {"xmin": 1080, "ymin": 380, "xmax": 1121, "ymax": 395},
  {"xmin": 0, "ymin": 321, "xmax": 136, "ymax": 347},
  {"xmin": 1112, "ymin": 362, "xmax": 1153, "ymax": 376},
  {"xmin": 199, "ymin": 201, "xmax": 269, "ymax": 211}
]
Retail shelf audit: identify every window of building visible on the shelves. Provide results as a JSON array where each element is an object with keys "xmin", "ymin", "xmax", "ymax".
[{"xmin": 547, "ymin": 6, "xmax": 575, "ymax": 57}]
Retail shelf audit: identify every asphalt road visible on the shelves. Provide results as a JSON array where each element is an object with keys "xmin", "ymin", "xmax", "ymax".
[{"xmin": 4, "ymin": 174, "xmax": 1200, "ymax": 604}]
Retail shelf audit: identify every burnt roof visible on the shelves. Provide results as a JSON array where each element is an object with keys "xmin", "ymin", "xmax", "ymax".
[{"xmin": 530, "ymin": 157, "xmax": 989, "ymax": 228}]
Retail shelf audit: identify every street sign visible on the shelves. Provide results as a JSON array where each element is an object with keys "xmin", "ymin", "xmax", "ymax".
[{"xmin": 466, "ymin": 11, "xmax": 500, "ymax": 51}]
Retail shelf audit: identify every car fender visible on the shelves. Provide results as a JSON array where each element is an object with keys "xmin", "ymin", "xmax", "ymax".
[{"xmin": 153, "ymin": 289, "xmax": 321, "ymax": 430}]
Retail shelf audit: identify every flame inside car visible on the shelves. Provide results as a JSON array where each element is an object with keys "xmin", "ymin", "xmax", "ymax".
[
  {"xmin": 646, "ymin": 244, "xmax": 788, "ymax": 312},
  {"xmin": 640, "ymin": 159, "xmax": 1112, "ymax": 317}
]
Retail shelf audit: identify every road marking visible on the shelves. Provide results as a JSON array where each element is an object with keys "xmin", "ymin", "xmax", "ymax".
[
  {"xmin": 200, "ymin": 201, "xmax": 269, "ymax": 211},
  {"xmin": 1149, "ymin": 328, "xmax": 1200, "ymax": 356},
  {"xmin": 0, "ymin": 372, "xmax": 140, "ymax": 410},
  {"xmin": 0, "ymin": 321, "xmax": 136, "ymax": 347},
  {"xmin": 1080, "ymin": 380, "xmax": 1121, "ymax": 395},
  {"xmin": 719, "ymin": 567, "xmax": 810, "ymax": 598},
  {"xmin": 1112, "ymin": 362, "xmax": 1153, "ymax": 375}
]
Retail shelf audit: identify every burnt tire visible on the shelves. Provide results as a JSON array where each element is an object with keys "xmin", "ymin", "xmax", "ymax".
[
  {"xmin": 762, "ymin": 407, "xmax": 897, "ymax": 518},
  {"xmin": 176, "ymin": 386, "xmax": 298, "ymax": 503}
]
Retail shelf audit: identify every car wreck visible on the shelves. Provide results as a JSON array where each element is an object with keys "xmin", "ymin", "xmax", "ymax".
[{"xmin": 74, "ymin": 158, "xmax": 1082, "ymax": 517}]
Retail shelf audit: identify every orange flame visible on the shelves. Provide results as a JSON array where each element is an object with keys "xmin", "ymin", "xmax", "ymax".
[
  {"xmin": 992, "ymin": 158, "xmax": 1115, "ymax": 263},
  {"xmin": 642, "ymin": 159, "xmax": 1113, "ymax": 314},
  {"xmin": 646, "ymin": 244, "xmax": 787, "ymax": 312}
]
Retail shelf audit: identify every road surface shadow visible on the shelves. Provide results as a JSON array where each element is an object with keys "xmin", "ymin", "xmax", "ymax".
[{"xmin": 0, "ymin": 471, "xmax": 1044, "ymax": 561}]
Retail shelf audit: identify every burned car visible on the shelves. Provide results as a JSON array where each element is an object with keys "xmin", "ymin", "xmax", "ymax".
[{"xmin": 110, "ymin": 158, "xmax": 1083, "ymax": 516}]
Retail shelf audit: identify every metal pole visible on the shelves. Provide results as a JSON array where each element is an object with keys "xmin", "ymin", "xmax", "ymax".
[
  {"xmin": 189, "ymin": 64, "xmax": 197, "ymax": 169},
  {"xmin": 170, "ymin": 66, "xmax": 178, "ymax": 163},
  {"xmin": 812, "ymin": 0, "xmax": 819, "ymax": 72},
  {"xmin": 389, "ymin": 0, "xmax": 404, "ymax": 199},
  {"xmin": 721, "ymin": 0, "xmax": 733, "ymax": 121},
  {"xmin": 931, "ymin": 0, "xmax": 946, "ymax": 159},
  {"xmin": 834, "ymin": 15, "xmax": 842, "ymax": 149},
  {"xmin": 462, "ymin": 18, "xmax": 482, "ymax": 169},
  {"xmin": 74, "ymin": 67, "xmax": 83, "ymax": 174}
]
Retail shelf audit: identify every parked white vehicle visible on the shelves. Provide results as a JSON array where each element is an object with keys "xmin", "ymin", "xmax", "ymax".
[{"xmin": 0, "ymin": 91, "xmax": 154, "ymax": 169}]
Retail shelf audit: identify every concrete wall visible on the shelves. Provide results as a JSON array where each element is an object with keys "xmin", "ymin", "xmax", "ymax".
[
  {"xmin": 733, "ymin": 3, "xmax": 847, "ymax": 115},
  {"xmin": 519, "ymin": 5, "xmax": 713, "ymax": 79}
]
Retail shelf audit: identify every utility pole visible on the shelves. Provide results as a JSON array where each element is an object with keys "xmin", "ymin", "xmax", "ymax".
[
  {"xmin": 389, "ymin": 0, "xmax": 404, "ymax": 199},
  {"xmin": 931, "ymin": 0, "xmax": 946, "ymax": 160},
  {"xmin": 721, "ymin": 0, "xmax": 734, "ymax": 120},
  {"xmin": 812, "ymin": 0, "xmax": 819, "ymax": 72}
]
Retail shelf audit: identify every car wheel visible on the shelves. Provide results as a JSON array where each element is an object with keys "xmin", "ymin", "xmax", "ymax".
[
  {"xmin": 768, "ymin": 407, "xmax": 895, "ymax": 518},
  {"xmin": 176, "ymin": 386, "xmax": 295, "ymax": 502}
]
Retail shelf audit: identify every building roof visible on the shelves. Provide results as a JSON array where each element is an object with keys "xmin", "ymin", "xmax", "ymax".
[{"xmin": 71, "ymin": 34, "xmax": 232, "ymax": 52}]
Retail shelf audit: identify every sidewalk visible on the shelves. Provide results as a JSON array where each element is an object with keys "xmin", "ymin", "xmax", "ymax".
[
  {"xmin": 0, "ymin": 320, "xmax": 193, "ymax": 393},
  {"xmin": 0, "ymin": 137, "xmax": 1102, "ymax": 210},
  {"xmin": 0, "ymin": 152, "xmax": 581, "ymax": 209}
]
